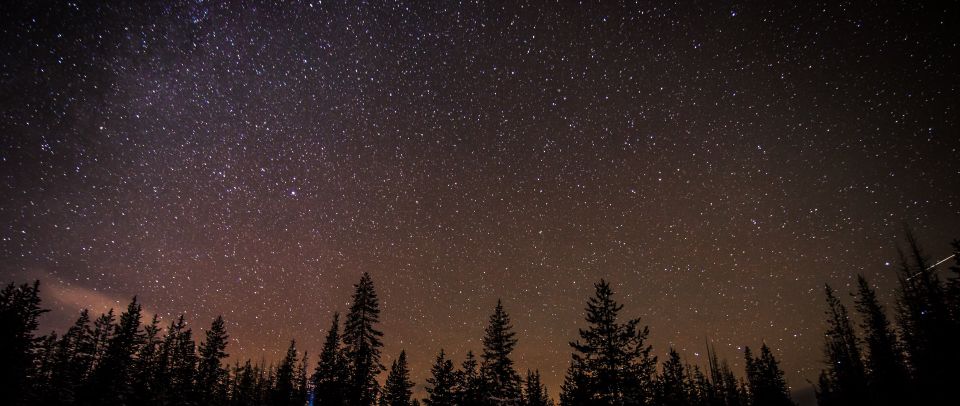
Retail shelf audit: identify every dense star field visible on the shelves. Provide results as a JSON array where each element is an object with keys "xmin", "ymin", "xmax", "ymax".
[{"xmin": 2, "ymin": 1, "xmax": 958, "ymax": 401}]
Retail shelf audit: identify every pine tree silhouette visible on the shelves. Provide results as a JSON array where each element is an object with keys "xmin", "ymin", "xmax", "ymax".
[
  {"xmin": 382, "ymin": 350, "xmax": 414, "ymax": 406},
  {"xmin": 0, "ymin": 281, "xmax": 47, "ymax": 405},
  {"xmin": 343, "ymin": 272, "xmax": 385, "ymax": 406},
  {"xmin": 313, "ymin": 312, "xmax": 347, "ymax": 405},
  {"xmin": 523, "ymin": 370, "xmax": 552, "ymax": 406},
  {"xmin": 481, "ymin": 299, "xmax": 522, "ymax": 405},
  {"xmin": 744, "ymin": 344, "xmax": 793, "ymax": 406},
  {"xmin": 853, "ymin": 275, "xmax": 909, "ymax": 406},
  {"xmin": 425, "ymin": 349, "xmax": 457, "ymax": 406},
  {"xmin": 561, "ymin": 279, "xmax": 657, "ymax": 406},
  {"xmin": 818, "ymin": 284, "xmax": 868, "ymax": 406},
  {"xmin": 272, "ymin": 339, "xmax": 303, "ymax": 406},
  {"xmin": 197, "ymin": 315, "xmax": 231, "ymax": 405},
  {"xmin": 456, "ymin": 350, "xmax": 485, "ymax": 406},
  {"xmin": 131, "ymin": 314, "xmax": 163, "ymax": 404},
  {"xmin": 86, "ymin": 297, "xmax": 144, "ymax": 404},
  {"xmin": 894, "ymin": 231, "xmax": 955, "ymax": 403},
  {"xmin": 657, "ymin": 348, "xmax": 688, "ymax": 406}
]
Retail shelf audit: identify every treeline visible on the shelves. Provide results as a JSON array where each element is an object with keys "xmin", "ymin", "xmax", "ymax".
[
  {"xmin": 816, "ymin": 233, "xmax": 960, "ymax": 405},
  {"xmin": 2, "ymin": 234, "xmax": 957, "ymax": 406}
]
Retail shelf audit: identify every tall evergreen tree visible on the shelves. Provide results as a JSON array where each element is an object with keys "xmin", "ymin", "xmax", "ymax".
[
  {"xmin": 559, "ymin": 358, "xmax": 590, "ymax": 406},
  {"xmin": 894, "ymin": 231, "xmax": 954, "ymax": 403},
  {"xmin": 273, "ymin": 340, "xmax": 303, "ymax": 406},
  {"xmin": 818, "ymin": 284, "xmax": 868, "ymax": 406},
  {"xmin": 657, "ymin": 349, "xmax": 689, "ymax": 406},
  {"xmin": 381, "ymin": 350, "xmax": 414, "ymax": 406},
  {"xmin": 131, "ymin": 314, "xmax": 163, "ymax": 404},
  {"xmin": 456, "ymin": 350, "xmax": 484, "ymax": 406},
  {"xmin": 481, "ymin": 299, "xmax": 522, "ymax": 405},
  {"xmin": 853, "ymin": 275, "xmax": 909, "ymax": 405},
  {"xmin": 48, "ymin": 309, "xmax": 95, "ymax": 404},
  {"xmin": 343, "ymin": 272, "xmax": 385, "ymax": 406},
  {"xmin": 425, "ymin": 349, "xmax": 457, "ymax": 406},
  {"xmin": 743, "ymin": 344, "xmax": 792, "ymax": 406},
  {"xmin": 157, "ymin": 314, "xmax": 197, "ymax": 405},
  {"xmin": 561, "ymin": 279, "xmax": 657, "ymax": 406},
  {"xmin": 86, "ymin": 296, "xmax": 145, "ymax": 404},
  {"xmin": 313, "ymin": 313, "xmax": 347, "ymax": 405},
  {"xmin": 197, "ymin": 315, "xmax": 231, "ymax": 406},
  {"xmin": 0, "ymin": 281, "xmax": 47, "ymax": 405},
  {"xmin": 523, "ymin": 370, "xmax": 552, "ymax": 406},
  {"xmin": 232, "ymin": 360, "xmax": 258, "ymax": 406}
]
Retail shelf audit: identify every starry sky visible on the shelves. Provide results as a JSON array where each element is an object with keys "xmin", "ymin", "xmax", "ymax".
[{"xmin": 2, "ymin": 0, "xmax": 959, "ymax": 402}]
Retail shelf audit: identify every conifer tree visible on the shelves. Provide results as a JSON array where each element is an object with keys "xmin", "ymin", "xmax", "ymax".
[
  {"xmin": 425, "ymin": 349, "xmax": 457, "ymax": 406},
  {"xmin": 559, "ymin": 358, "xmax": 590, "ymax": 406},
  {"xmin": 233, "ymin": 360, "xmax": 258, "ymax": 406},
  {"xmin": 273, "ymin": 340, "xmax": 303, "ymax": 406},
  {"xmin": 343, "ymin": 272, "xmax": 385, "ymax": 406},
  {"xmin": 0, "ymin": 281, "xmax": 47, "ymax": 405},
  {"xmin": 481, "ymin": 299, "xmax": 522, "ymax": 405},
  {"xmin": 743, "ymin": 344, "xmax": 792, "ymax": 406},
  {"xmin": 381, "ymin": 350, "xmax": 415, "ymax": 406},
  {"xmin": 33, "ymin": 331, "xmax": 59, "ymax": 402},
  {"xmin": 456, "ymin": 350, "xmax": 485, "ymax": 406},
  {"xmin": 657, "ymin": 349, "xmax": 688, "ymax": 406},
  {"xmin": 313, "ymin": 312, "xmax": 347, "ymax": 405},
  {"xmin": 197, "ymin": 315, "xmax": 231, "ymax": 405},
  {"xmin": 131, "ymin": 314, "xmax": 163, "ymax": 404},
  {"xmin": 157, "ymin": 314, "xmax": 197, "ymax": 405},
  {"xmin": 48, "ymin": 309, "xmax": 95, "ymax": 404},
  {"xmin": 563, "ymin": 279, "xmax": 657, "ymax": 405},
  {"xmin": 853, "ymin": 275, "xmax": 908, "ymax": 405},
  {"xmin": 894, "ymin": 231, "xmax": 954, "ymax": 403},
  {"xmin": 819, "ymin": 284, "xmax": 868, "ymax": 405},
  {"xmin": 87, "ymin": 296, "xmax": 145, "ymax": 404},
  {"xmin": 523, "ymin": 370, "xmax": 552, "ymax": 406}
]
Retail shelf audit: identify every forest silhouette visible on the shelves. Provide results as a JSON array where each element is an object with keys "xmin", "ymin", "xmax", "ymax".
[{"xmin": 2, "ymin": 233, "xmax": 959, "ymax": 406}]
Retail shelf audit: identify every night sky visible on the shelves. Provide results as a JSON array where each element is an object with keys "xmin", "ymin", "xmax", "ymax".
[{"xmin": 2, "ymin": 1, "xmax": 959, "ymax": 401}]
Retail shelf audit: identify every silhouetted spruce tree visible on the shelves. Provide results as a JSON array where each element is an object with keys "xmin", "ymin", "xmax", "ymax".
[
  {"xmin": 894, "ymin": 231, "xmax": 954, "ymax": 403},
  {"xmin": 818, "ymin": 284, "xmax": 868, "ymax": 406},
  {"xmin": 685, "ymin": 365, "xmax": 711, "ymax": 406},
  {"xmin": 853, "ymin": 275, "xmax": 909, "ymax": 405},
  {"xmin": 743, "ymin": 344, "xmax": 792, "ymax": 406},
  {"xmin": 657, "ymin": 348, "xmax": 689, "ymax": 406},
  {"xmin": 32, "ymin": 330, "xmax": 59, "ymax": 403},
  {"xmin": 343, "ymin": 272, "xmax": 385, "ymax": 406},
  {"xmin": 76, "ymin": 308, "xmax": 115, "ymax": 403},
  {"xmin": 197, "ymin": 315, "xmax": 230, "ymax": 405},
  {"xmin": 157, "ymin": 314, "xmax": 197, "ymax": 405},
  {"xmin": 559, "ymin": 358, "xmax": 590, "ymax": 406},
  {"xmin": 562, "ymin": 279, "xmax": 657, "ymax": 406},
  {"xmin": 523, "ymin": 370, "xmax": 552, "ymax": 406},
  {"xmin": 425, "ymin": 349, "xmax": 456, "ymax": 406},
  {"xmin": 232, "ymin": 360, "xmax": 258, "ymax": 406},
  {"xmin": 86, "ymin": 296, "xmax": 145, "ymax": 404},
  {"xmin": 273, "ymin": 340, "xmax": 303, "ymax": 406},
  {"xmin": 947, "ymin": 240, "xmax": 960, "ymax": 322},
  {"xmin": 481, "ymin": 299, "xmax": 522, "ymax": 405},
  {"xmin": 131, "ymin": 314, "xmax": 163, "ymax": 404},
  {"xmin": 297, "ymin": 350, "xmax": 310, "ymax": 406},
  {"xmin": 0, "ymin": 281, "xmax": 47, "ymax": 405},
  {"xmin": 457, "ymin": 350, "xmax": 485, "ymax": 406},
  {"xmin": 381, "ymin": 350, "xmax": 415, "ymax": 406},
  {"xmin": 48, "ymin": 309, "xmax": 95, "ymax": 404},
  {"xmin": 314, "ymin": 312, "xmax": 347, "ymax": 405}
]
